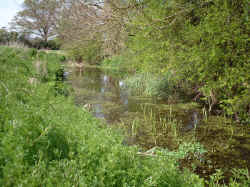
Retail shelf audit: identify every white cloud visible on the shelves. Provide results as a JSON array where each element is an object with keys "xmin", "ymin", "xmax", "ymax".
[
  {"xmin": 13, "ymin": 0, "xmax": 24, "ymax": 5},
  {"xmin": 0, "ymin": 0, "xmax": 23, "ymax": 28}
]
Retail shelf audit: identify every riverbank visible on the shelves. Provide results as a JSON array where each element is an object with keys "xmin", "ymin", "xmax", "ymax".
[{"xmin": 0, "ymin": 47, "xmax": 249, "ymax": 186}]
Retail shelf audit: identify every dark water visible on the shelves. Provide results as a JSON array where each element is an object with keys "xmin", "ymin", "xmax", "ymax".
[
  {"xmin": 68, "ymin": 67, "xmax": 167, "ymax": 123},
  {"xmin": 66, "ymin": 66, "xmax": 208, "ymax": 149},
  {"xmin": 67, "ymin": 66, "xmax": 200, "ymax": 129},
  {"xmin": 67, "ymin": 65, "xmax": 250, "ymax": 182}
]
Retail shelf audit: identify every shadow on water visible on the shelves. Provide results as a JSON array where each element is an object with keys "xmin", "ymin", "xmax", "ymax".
[{"xmin": 66, "ymin": 65, "xmax": 250, "ymax": 182}]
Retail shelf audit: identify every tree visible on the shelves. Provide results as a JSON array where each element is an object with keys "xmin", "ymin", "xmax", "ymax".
[
  {"xmin": 11, "ymin": 0, "xmax": 61, "ymax": 43},
  {"xmin": 0, "ymin": 27, "xmax": 9, "ymax": 44},
  {"xmin": 57, "ymin": 0, "xmax": 133, "ymax": 61},
  {"xmin": 122, "ymin": 0, "xmax": 250, "ymax": 121}
]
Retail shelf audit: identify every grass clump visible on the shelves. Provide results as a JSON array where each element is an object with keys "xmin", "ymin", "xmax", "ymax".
[{"xmin": 123, "ymin": 72, "xmax": 184, "ymax": 102}]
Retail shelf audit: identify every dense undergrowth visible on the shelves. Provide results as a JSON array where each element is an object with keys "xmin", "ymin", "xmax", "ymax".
[
  {"xmin": 64, "ymin": 0, "xmax": 250, "ymax": 124},
  {"xmin": 0, "ymin": 47, "xmax": 249, "ymax": 186},
  {"xmin": 100, "ymin": 0, "xmax": 250, "ymax": 123}
]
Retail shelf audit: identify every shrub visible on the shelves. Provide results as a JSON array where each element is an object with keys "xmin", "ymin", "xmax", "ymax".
[
  {"xmin": 67, "ymin": 39, "xmax": 103, "ymax": 64},
  {"xmin": 123, "ymin": 0, "xmax": 249, "ymax": 120}
]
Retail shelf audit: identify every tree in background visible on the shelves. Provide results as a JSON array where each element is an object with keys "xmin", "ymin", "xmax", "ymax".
[
  {"xmin": 0, "ymin": 27, "xmax": 21, "ymax": 45},
  {"xmin": 11, "ymin": 0, "xmax": 61, "ymax": 43},
  {"xmin": 0, "ymin": 27, "xmax": 9, "ymax": 44},
  {"xmin": 57, "ymin": 0, "xmax": 131, "ymax": 62}
]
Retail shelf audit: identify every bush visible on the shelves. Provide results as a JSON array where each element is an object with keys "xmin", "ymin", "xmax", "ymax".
[
  {"xmin": 59, "ymin": 55, "xmax": 66, "ymax": 62},
  {"xmin": 123, "ymin": 73, "xmax": 158, "ymax": 96},
  {"xmin": 30, "ymin": 38, "xmax": 61, "ymax": 50},
  {"xmin": 67, "ymin": 39, "xmax": 103, "ymax": 64},
  {"xmin": 47, "ymin": 39, "xmax": 61, "ymax": 50},
  {"xmin": 122, "ymin": 0, "xmax": 249, "ymax": 120}
]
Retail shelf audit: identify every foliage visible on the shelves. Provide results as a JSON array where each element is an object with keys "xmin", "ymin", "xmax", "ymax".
[
  {"xmin": 32, "ymin": 38, "xmax": 62, "ymax": 50},
  {"xmin": 0, "ymin": 46, "xmax": 209, "ymax": 186},
  {"xmin": 0, "ymin": 28, "xmax": 19, "ymax": 45},
  {"xmin": 0, "ymin": 27, "xmax": 61, "ymax": 50},
  {"xmin": 27, "ymin": 48, "xmax": 38, "ymax": 57},
  {"xmin": 102, "ymin": 55, "xmax": 128, "ymax": 70},
  {"xmin": 124, "ymin": 73, "xmax": 160, "ymax": 96},
  {"xmin": 58, "ymin": 0, "xmax": 129, "ymax": 58},
  {"xmin": 117, "ymin": 0, "xmax": 250, "ymax": 120},
  {"xmin": 11, "ymin": 0, "xmax": 60, "ymax": 42},
  {"xmin": 1, "ymin": 47, "xmax": 249, "ymax": 186},
  {"xmin": 123, "ymin": 71, "xmax": 188, "ymax": 103},
  {"xmin": 156, "ymin": 142, "xmax": 207, "ymax": 162},
  {"xmin": 67, "ymin": 39, "xmax": 103, "ymax": 64}
]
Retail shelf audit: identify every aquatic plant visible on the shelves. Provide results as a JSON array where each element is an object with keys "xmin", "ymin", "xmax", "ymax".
[{"xmin": 123, "ymin": 73, "xmax": 160, "ymax": 96}]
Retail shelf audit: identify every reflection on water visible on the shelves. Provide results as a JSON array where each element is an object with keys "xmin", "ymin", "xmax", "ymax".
[
  {"xmin": 67, "ymin": 66, "xmax": 202, "ymax": 128},
  {"xmin": 68, "ymin": 66, "xmax": 158, "ymax": 123},
  {"xmin": 66, "ymin": 66, "xmax": 250, "ymax": 182}
]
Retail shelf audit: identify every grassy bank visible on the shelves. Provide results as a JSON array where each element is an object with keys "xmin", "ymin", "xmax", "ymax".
[{"xmin": 0, "ymin": 47, "xmax": 248, "ymax": 186}]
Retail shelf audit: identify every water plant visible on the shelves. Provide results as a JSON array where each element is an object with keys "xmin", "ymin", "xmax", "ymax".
[{"xmin": 122, "ymin": 73, "xmax": 167, "ymax": 98}]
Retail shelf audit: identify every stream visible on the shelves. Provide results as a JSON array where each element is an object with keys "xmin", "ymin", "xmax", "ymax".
[
  {"xmin": 67, "ymin": 66, "xmax": 199, "ymax": 126},
  {"xmin": 66, "ymin": 65, "xmax": 250, "ymax": 181}
]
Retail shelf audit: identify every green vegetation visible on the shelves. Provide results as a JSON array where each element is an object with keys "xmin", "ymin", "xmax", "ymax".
[
  {"xmin": 101, "ymin": 0, "xmax": 249, "ymax": 123},
  {"xmin": 1, "ymin": 46, "xmax": 248, "ymax": 186},
  {"xmin": 67, "ymin": 39, "xmax": 103, "ymax": 64},
  {"xmin": 122, "ymin": 72, "xmax": 187, "ymax": 103},
  {"xmin": 0, "ymin": 28, "xmax": 61, "ymax": 50},
  {"xmin": 0, "ymin": 47, "xmax": 204, "ymax": 186},
  {"xmin": 118, "ymin": 100, "xmax": 250, "ymax": 184},
  {"xmin": 1, "ymin": 0, "xmax": 249, "ymax": 185}
]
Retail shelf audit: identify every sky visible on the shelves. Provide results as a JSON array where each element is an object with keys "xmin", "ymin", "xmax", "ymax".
[{"xmin": 0, "ymin": 0, "xmax": 24, "ymax": 28}]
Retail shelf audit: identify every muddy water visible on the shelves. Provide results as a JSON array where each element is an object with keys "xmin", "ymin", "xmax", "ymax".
[{"xmin": 67, "ymin": 66, "xmax": 250, "ymax": 181}]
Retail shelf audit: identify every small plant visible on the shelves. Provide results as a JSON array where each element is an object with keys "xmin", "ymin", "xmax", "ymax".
[
  {"xmin": 131, "ymin": 118, "xmax": 140, "ymax": 136},
  {"xmin": 155, "ymin": 141, "xmax": 207, "ymax": 164},
  {"xmin": 229, "ymin": 168, "xmax": 250, "ymax": 186},
  {"xmin": 208, "ymin": 169, "xmax": 225, "ymax": 186}
]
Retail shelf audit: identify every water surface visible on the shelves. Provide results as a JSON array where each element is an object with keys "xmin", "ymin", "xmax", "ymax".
[{"xmin": 66, "ymin": 65, "xmax": 250, "ymax": 181}]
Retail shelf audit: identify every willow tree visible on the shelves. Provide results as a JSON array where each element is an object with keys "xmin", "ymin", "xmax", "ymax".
[{"xmin": 11, "ymin": 0, "xmax": 61, "ymax": 42}]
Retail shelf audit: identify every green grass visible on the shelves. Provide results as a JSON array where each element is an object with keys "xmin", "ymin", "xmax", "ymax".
[
  {"xmin": 0, "ymin": 47, "xmax": 248, "ymax": 186},
  {"xmin": 122, "ymin": 72, "xmax": 185, "ymax": 103}
]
